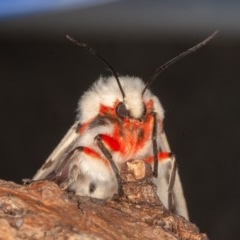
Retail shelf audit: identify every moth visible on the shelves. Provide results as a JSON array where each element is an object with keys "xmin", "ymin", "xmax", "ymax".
[{"xmin": 33, "ymin": 31, "xmax": 217, "ymax": 220}]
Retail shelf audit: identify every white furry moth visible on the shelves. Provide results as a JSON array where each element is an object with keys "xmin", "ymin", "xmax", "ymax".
[{"xmin": 33, "ymin": 31, "xmax": 218, "ymax": 220}]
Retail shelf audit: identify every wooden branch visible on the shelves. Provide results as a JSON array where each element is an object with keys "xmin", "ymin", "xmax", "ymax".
[{"xmin": 0, "ymin": 160, "xmax": 208, "ymax": 239}]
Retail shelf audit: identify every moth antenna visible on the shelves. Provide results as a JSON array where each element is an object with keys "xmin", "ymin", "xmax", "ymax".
[
  {"xmin": 66, "ymin": 35, "xmax": 125, "ymax": 99},
  {"xmin": 142, "ymin": 30, "xmax": 218, "ymax": 96}
]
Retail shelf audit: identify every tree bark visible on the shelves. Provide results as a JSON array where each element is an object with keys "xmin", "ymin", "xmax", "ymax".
[{"xmin": 0, "ymin": 160, "xmax": 208, "ymax": 239}]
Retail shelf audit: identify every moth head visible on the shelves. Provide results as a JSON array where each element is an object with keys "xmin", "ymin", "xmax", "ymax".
[
  {"xmin": 116, "ymin": 97, "xmax": 146, "ymax": 119},
  {"xmin": 77, "ymin": 76, "xmax": 164, "ymax": 123},
  {"xmin": 116, "ymin": 83, "xmax": 146, "ymax": 119}
]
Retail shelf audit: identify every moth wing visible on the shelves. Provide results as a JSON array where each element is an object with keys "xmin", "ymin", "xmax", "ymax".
[
  {"xmin": 158, "ymin": 131, "xmax": 189, "ymax": 220},
  {"xmin": 33, "ymin": 122, "xmax": 80, "ymax": 180}
]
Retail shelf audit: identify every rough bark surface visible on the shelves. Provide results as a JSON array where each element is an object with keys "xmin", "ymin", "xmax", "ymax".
[{"xmin": 0, "ymin": 160, "xmax": 208, "ymax": 240}]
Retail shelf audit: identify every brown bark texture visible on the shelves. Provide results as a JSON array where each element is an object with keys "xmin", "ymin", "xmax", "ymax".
[{"xmin": 0, "ymin": 160, "xmax": 208, "ymax": 240}]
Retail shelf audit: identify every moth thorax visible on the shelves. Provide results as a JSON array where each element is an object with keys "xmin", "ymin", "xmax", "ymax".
[{"xmin": 124, "ymin": 94, "xmax": 144, "ymax": 119}]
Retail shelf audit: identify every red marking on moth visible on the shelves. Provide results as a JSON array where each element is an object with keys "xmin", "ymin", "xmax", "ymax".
[
  {"xmin": 79, "ymin": 102, "xmax": 117, "ymax": 135},
  {"xmin": 82, "ymin": 147, "xmax": 109, "ymax": 166},
  {"xmin": 100, "ymin": 134, "xmax": 121, "ymax": 152},
  {"xmin": 99, "ymin": 104, "xmax": 115, "ymax": 116},
  {"xmin": 82, "ymin": 147, "xmax": 100, "ymax": 158},
  {"xmin": 144, "ymin": 152, "xmax": 171, "ymax": 164},
  {"xmin": 111, "ymin": 114, "xmax": 154, "ymax": 158},
  {"xmin": 78, "ymin": 122, "xmax": 88, "ymax": 134},
  {"xmin": 99, "ymin": 104, "xmax": 109, "ymax": 115},
  {"xmin": 145, "ymin": 99, "xmax": 154, "ymax": 113}
]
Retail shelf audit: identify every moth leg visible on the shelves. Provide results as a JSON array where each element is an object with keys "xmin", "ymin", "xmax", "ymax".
[
  {"xmin": 167, "ymin": 154, "xmax": 177, "ymax": 212},
  {"xmin": 144, "ymin": 152, "xmax": 175, "ymax": 211},
  {"xmin": 95, "ymin": 134, "xmax": 123, "ymax": 197},
  {"xmin": 151, "ymin": 112, "xmax": 159, "ymax": 177},
  {"xmin": 157, "ymin": 131, "xmax": 189, "ymax": 219},
  {"xmin": 156, "ymin": 125, "xmax": 176, "ymax": 211}
]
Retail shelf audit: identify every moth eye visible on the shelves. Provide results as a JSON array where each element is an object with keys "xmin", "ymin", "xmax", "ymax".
[
  {"xmin": 116, "ymin": 102, "xmax": 129, "ymax": 118},
  {"xmin": 142, "ymin": 105, "xmax": 147, "ymax": 116}
]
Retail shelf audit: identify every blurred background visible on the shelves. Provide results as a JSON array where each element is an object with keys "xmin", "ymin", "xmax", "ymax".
[{"xmin": 1, "ymin": 1, "xmax": 239, "ymax": 239}]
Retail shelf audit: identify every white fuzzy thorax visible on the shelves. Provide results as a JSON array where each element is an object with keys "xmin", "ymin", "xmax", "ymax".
[{"xmin": 77, "ymin": 76, "xmax": 164, "ymax": 122}]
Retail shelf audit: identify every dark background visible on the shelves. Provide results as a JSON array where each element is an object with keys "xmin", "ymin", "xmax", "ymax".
[{"xmin": 1, "ymin": 1, "xmax": 240, "ymax": 239}]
